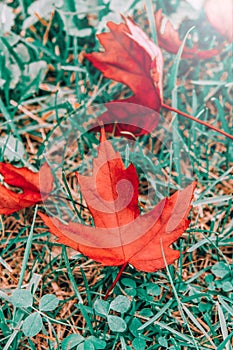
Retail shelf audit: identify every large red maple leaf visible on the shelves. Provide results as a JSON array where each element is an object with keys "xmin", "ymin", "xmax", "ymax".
[
  {"xmin": 39, "ymin": 129, "xmax": 196, "ymax": 277},
  {"xmin": 0, "ymin": 162, "xmax": 53, "ymax": 215}
]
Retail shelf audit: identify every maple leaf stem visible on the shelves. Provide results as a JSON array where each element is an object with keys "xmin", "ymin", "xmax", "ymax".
[
  {"xmin": 104, "ymin": 262, "xmax": 128, "ymax": 300},
  {"xmin": 161, "ymin": 103, "xmax": 233, "ymax": 140}
]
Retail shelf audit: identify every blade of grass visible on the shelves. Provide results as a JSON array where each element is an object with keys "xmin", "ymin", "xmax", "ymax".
[
  {"xmin": 0, "ymin": 307, "xmax": 10, "ymax": 337},
  {"xmin": 62, "ymin": 246, "xmax": 83, "ymax": 304},
  {"xmin": 120, "ymin": 336, "xmax": 127, "ymax": 350},
  {"xmin": 185, "ymin": 267, "xmax": 211, "ymax": 284},
  {"xmin": 62, "ymin": 247, "xmax": 95, "ymax": 335},
  {"xmin": 0, "ymin": 98, "xmax": 19, "ymax": 137},
  {"xmin": 138, "ymin": 299, "xmax": 173, "ymax": 330},
  {"xmin": 80, "ymin": 267, "xmax": 92, "ymax": 307},
  {"xmin": 218, "ymin": 296, "xmax": 233, "ymax": 317},
  {"xmin": 216, "ymin": 302, "xmax": 232, "ymax": 350},
  {"xmin": 28, "ymin": 273, "xmax": 42, "ymax": 295},
  {"xmin": 19, "ymin": 0, "xmax": 26, "ymax": 19},
  {"xmin": 62, "ymin": 169, "xmax": 83, "ymax": 221},
  {"xmin": 0, "ymin": 37, "xmax": 24, "ymax": 70},
  {"xmin": 217, "ymin": 331, "xmax": 233, "ymax": 350},
  {"xmin": 144, "ymin": 0, "xmax": 157, "ymax": 43},
  {"xmin": 154, "ymin": 321, "xmax": 193, "ymax": 344},
  {"xmin": 18, "ymin": 205, "xmax": 38, "ymax": 288},
  {"xmin": 160, "ymin": 240, "xmax": 200, "ymax": 350},
  {"xmin": 193, "ymin": 195, "xmax": 232, "ymax": 206},
  {"xmin": 30, "ymin": 306, "xmax": 82, "ymax": 330},
  {"xmin": 0, "ymin": 291, "xmax": 11, "ymax": 303},
  {"xmin": 2, "ymin": 321, "xmax": 23, "ymax": 350},
  {"xmin": 182, "ymin": 304, "xmax": 217, "ymax": 348},
  {"xmin": 0, "ymin": 257, "xmax": 13, "ymax": 273},
  {"xmin": 169, "ymin": 27, "xmax": 195, "ymax": 185}
]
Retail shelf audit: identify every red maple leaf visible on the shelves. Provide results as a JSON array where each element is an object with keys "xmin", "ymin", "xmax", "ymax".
[
  {"xmin": 39, "ymin": 129, "xmax": 196, "ymax": 296},
  {"xmin": 85, "ymin": 17, "xmax": 163, "ymax": 110},
  {"xmin": 0, "ymin": 162, "xmax": 53, "ymax": 215},
  {"xmin": 155, "ymin": 9, "xmax": 219, "ymax": 59},
  {"xmin": 85, "ymin": 17, "xmax": 163, "ymax": 136}
]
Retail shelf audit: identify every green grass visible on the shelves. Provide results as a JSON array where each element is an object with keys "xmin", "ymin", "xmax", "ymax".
[{"xmin": 0, "ymin": 0, "xmax": 232, "ymax": 349}]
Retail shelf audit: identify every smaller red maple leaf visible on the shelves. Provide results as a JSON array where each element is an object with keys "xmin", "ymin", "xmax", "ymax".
[
  {"xmin": 155, "ymin": 9, "xmax": 219, "ymax": 59},
  {"xmin": 0, "ymin": 162, "xmax": 53, "ymax": 215}
]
